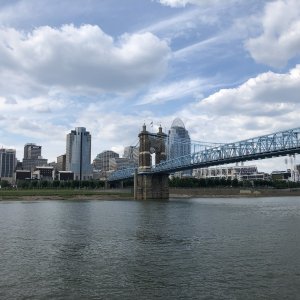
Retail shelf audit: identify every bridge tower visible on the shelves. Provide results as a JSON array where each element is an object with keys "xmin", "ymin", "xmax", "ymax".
[{"xmin": 134, "ymin": 124, "xmax": 169, "ymax": 200}]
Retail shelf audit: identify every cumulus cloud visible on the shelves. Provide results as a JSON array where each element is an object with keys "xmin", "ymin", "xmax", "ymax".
[
  {"xmin": 246, "ymin": 0, "xmax": 300, "ymax": 68},
  {"xmin": 177, "ymin": 65, "xmax": 300, "ymax": 143},
  {"xmin": 196, "ymin": 65, "xmax": 300, "ymax": 116},
  {"xmin": 0, "ymin": 21, "xmax": 170, "ymax": 162},
  {"xmin": 0, "ymin": 24, "xmax": 170, "ymax": 93}
]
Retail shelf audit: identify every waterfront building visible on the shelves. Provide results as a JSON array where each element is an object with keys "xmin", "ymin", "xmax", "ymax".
[
  {"xmin": 22, "ymin": 158, "xmax": 48, "ymax": 171},
  {"xmin": 32, "ymin": 166, "xmax": 55, "ymax": 180},
  {"xmin": 15, "ymin": 170, "xmax": 31, "ymax": 181},
  {"xmin": 93, "ymin": 150, "xmax": 119, "ymax": 172},
  {"xmin": 56, "ymin": 154, "xmax": 66, "ymax": 171},
  {"xmin": 167, "ymin": 118, "xmax": 191, "ymax": 176},
  {"xmin": 66, "ymin": 127, "xmax": 92, "ymax": 180},
  {"xmin": 58, "ymin": 171, "xmax": 74, "ymax": 181},
  {"xmin": 271, "ymin": 170, "xmax": 291, "ymax": 181},
  {"xmin": 24, "ymin": 143, "xmax": 41, "ymax": 159},
  {"xmin": 193, "ymin": 165, "xmax": 269, "ymax": 181},
  {"xmin": 109, "ymin": 157, "xmax": 136, "ymax": 171},
  {"xmin": 0, "ymin": 148, "xmax": 16, "ymax": 180},
  {"xmin": 22, "ymin": 143, "xmax": 47, "ymax": 171}
]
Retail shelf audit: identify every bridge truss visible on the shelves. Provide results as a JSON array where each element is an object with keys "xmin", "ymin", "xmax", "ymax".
[{"xmin": 108, "ymin": 127, "xmax": 300, "ymax": 181}]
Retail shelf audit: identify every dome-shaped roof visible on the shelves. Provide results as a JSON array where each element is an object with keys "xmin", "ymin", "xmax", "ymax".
[{"xmin": 171, "ymin": 117, "xmax": 185, "ymax": 128}]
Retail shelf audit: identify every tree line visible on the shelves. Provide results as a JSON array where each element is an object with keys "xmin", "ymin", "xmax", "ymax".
[
  {"xmin": 1, "ymin": 177, "xmax": 300, "ymax": 190},
  {"xmin": 169, "ymin": 177, "xmax": 300, "ymax": 189}
]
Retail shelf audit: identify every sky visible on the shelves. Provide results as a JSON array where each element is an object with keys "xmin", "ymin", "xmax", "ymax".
[{"xmin": 0, "ymin": 0, "xmax": 300, "ymax": 172}]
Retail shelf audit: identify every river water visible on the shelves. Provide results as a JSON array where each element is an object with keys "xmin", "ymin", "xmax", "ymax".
[{"xmin": 0, "ymin": 197, "xmax": 300, "ymax": 299}]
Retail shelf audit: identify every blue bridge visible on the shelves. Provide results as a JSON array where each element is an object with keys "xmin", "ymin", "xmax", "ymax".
[
  {"xmin": 109, "ymin": 126, "xmax": 300, "ymax": 181},
  {"xmin": 108, "ymin": 125, "xmax": 300, "ymax": 200}
]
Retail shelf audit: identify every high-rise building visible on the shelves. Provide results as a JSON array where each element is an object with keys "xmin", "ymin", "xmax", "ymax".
[
  {"xmin": 167, "ymin": 118, "xmax": 191, "ymax": 176},
  {"xmin": 93, "ymin": 150, "xmax": 119, "ymax": 172},
  {"xmin": 0, "ymin": 148, "xmax": 16, "ymax": 179},
  {"xmin": 57, "ymin": 154, "xmax": 66, "ymax": 171},
  {"xmin": 167, "ymin": 118, "xmax": 191, "ymax": 159},
  {"xmin": 24, "ymin": 143, "xmax": 41, "ymax": 159},
  {"xmin": 66, "ymin": 127, "xmax": 92, "ymax": 180},
  {"xmin": 22, "ymin": 143, "xmax": 47, "ymax": 171}
]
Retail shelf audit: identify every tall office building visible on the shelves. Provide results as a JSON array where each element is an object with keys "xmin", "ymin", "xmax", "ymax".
[
  {"xmin": 167, "ymin": 118, "xmax": 191, "ymax": 176},
  {"xmin": 0, "ymin": 148, "xmax": 16, "ymax": 179},
  {"xmin": 24, "ymin": 143, "xmax": 41, "ymax": 159},
  {"xmin": 56, "ymin": 154, "xmax": 66, "ymax": 171},
  {"xmin": 22, "ymin": 143, "xmax": 47, "ymax": 171},
  {"xmin": 167, "ymin": 118, "xmax": 191, "ymax": 159},
  {"xmin": 66, "ymin": 127, "xmax": 92, "ymax": 180}
]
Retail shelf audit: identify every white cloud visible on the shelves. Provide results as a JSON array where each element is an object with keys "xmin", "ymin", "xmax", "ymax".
[
  {"xmin": 195, "ymin": 65, "xmax": 300, "ymax": 117},
  {"xmin": 158, "ymin": 0, "xmax": 238, "ymax": 8},
  {"xmin": 0, "ymin": 24, "xmax": 170, "ymax": 93},
  {"xmin": 138, "ymin": 78, "xmax": 204, "ymax": 105},
  {"xmin": 176, "ymin": 65, "xmax": 300, "ymax": 144},
  {"xmin": 246, "ymin": 0, "xmax": 300, "ymax": 68}
]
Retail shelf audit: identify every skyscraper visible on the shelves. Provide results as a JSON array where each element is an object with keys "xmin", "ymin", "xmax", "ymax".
[
  {"xmin": 22, "ymin": 143, "xmax": 47, "ymax": 171},
  {"xmin": 0, "ymin": 148, "xmax": 16, "ymax": 179},
  {"xmin": 167, "ymin": 118, "xmax": 191, "ymax": 159},
  {"xmin": 24, "ymin": 143, "xmax": 41, "ymax": 159},
  {"xmin": 66, "ymin": 127, "xmax": 92, "ymax": 180},
  {"xmin": 167, "ymin": 118, "xmax": 191, "ymax": 176}
]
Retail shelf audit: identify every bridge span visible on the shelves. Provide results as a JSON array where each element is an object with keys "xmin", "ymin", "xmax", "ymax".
[{"xmin": 108, "ymin": 126, "xmax": 300, "ymax": 199}]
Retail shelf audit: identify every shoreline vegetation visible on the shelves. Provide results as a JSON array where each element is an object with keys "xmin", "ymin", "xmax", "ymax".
[
  {"xmin": 1, "ymin": 187, "xmax": 300, "ymax": 200},
  {"xmin": 2, "ymin": 178, "xmax": 300, "ymax": 201}
]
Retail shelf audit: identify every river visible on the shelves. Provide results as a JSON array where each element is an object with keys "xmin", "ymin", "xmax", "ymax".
[{"xmin": 0, "ymin": 197, "xmax": 300, "ymax": 299}]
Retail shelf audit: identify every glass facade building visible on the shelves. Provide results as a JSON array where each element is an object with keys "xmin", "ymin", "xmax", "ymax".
[
  {"xmin": 167, "ymin": 118, "xmax": 191, "ymax": 160},
  {"xmin": 167, "ymin": 118, "xmax": 191, "ymax": 176},
  {"xmin": 66, "ymin": 127, "xmax": 92, "ymax": 180},
  {"xmin": 0, "ymin": 148, "xmax": 16, "ymax": 178}
]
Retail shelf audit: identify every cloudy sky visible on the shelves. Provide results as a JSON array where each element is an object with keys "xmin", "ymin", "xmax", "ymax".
[{"xmin": 0, "ymin": 0, "xmax": 300, "ymax": 172}]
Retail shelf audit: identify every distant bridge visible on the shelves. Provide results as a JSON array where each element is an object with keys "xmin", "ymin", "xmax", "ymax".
[{"xmin": 108, "ymin": 127, "xmax": 300, "ymax": 182}]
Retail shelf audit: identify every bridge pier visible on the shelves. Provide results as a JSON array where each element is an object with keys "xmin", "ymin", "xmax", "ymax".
[
  {"xmin": 135, "ymin": 173, "xmax": 169, "ymax": 200},
  {"xmin": 134, "ymin": 124, "xmax": 169, "ymax": 200}
]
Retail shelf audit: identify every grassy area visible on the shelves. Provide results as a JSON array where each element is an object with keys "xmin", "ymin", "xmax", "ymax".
[{"xmin": 0, "ymin": 188, "xmax": 133, "ymax": 199}]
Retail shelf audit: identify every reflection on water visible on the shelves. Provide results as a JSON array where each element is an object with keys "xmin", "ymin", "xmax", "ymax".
[{"xmin": 0, "ymin": 197, "xmax": 300, "ymax": 299}]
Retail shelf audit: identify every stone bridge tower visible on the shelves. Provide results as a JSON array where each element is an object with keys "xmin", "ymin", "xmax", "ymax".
[{"xmin": 134, "ymin": 124, "xmax": 169, "ymax": 200}]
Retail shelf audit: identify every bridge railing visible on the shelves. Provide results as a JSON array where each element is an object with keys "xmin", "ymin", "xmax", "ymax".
[
  {"xmin": 108, "ymin": 167, "xmax": 136, "ymax": 181},
  {"xmin": 152, "ymin": 127, "xmax": 300, "ymax": 173}
]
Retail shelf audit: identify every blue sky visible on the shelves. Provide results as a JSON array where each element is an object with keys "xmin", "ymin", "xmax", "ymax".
[{"xmin": 1, "ymin": 0, "xmax": 300, "ymax": 172}]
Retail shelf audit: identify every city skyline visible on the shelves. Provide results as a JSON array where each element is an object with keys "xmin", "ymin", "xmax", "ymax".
[{"xmin": 0, "ymin": 0, "xmax": 300, "ymax": 172}]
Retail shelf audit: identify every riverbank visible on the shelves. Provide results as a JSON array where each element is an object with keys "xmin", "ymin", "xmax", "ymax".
[
  {"xmin": 169, "ymin": 187, "xmax": 300, "ymax": 198},
  {"xmin": 1, "ymin": 187, "xmax": 300, "ymax": 200},
  {"xmin": 0, "ymin": 188, "xmax": 133, "ymax": 201}
]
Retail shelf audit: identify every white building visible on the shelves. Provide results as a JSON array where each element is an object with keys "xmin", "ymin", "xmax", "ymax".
[
  {"xmin": 66, "ymin": 127, "xmax": 92, "ymax": 180},
  {"xmin": 193, "ymin": 165, "xmax": 269, "ymax": 181}
]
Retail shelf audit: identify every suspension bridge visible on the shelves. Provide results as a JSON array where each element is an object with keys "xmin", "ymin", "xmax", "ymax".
[{"xmin": 108, "ymin": 125, "xmax": 300, "ymax": 200}]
